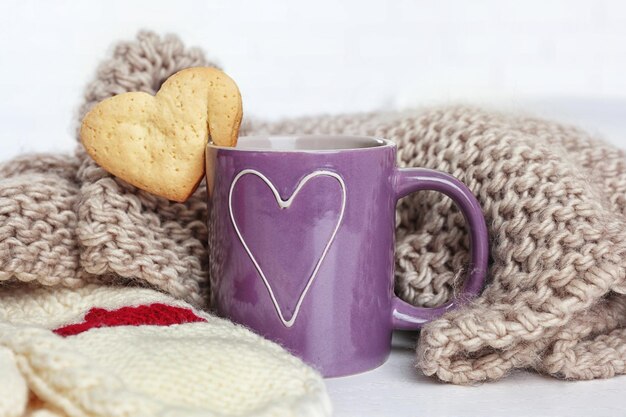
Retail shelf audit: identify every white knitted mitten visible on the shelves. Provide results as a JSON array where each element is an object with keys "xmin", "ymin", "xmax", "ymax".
[{"xmin": 0, "ymin": 285, "xmax": 331, "ymax": 417}]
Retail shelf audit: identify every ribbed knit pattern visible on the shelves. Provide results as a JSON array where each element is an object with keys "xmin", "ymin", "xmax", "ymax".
[
  {"xmin": 0, "ymin": 30, "xmax": 624, "ymax": 384},
  {"xmin": 249, "ymin": 110, "xmax": 626, "ymax": 383},
  {"xmin": 0, "ymin": 285, "xmax": 331, "ymax": 416}
]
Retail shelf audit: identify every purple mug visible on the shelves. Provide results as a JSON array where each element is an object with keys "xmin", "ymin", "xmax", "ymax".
[{"xmin": 206, "ymin": 135, "xmax": 488, "ymax": 377}]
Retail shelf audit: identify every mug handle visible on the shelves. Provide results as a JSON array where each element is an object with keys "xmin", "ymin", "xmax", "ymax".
[{"xmin": 391, "ymin": 168, "xmax": 489, "ymax": 330}]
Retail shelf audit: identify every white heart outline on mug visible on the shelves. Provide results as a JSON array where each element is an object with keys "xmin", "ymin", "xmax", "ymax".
[{"xmin": 228, "ymin": 169, "xmax": 346, "ymax": 328}]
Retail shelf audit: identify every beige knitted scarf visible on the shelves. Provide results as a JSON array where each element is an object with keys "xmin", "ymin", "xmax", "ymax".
[{"xmin": 1, "ymin": 31, "xmax": 625, "ymax": 385}]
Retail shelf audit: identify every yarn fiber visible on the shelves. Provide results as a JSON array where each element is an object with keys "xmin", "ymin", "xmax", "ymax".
[
  {"xmin": 0, "ymin": 285, "xmax": 331, "ymax": 416},
  {"xmin": 1, "ymin": 30, "xmax": 625, "ymax": 384}
]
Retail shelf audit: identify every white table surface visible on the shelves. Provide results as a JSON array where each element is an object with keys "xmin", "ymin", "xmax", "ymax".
[
  {"xmin": 319, "ymin": 102, "xmax": 626, "ymax": 416},
  {"xmin": 0, "ymin": 100, "xmax": 625, "ymax": 417},
  {"xmin": 323, "ymin": 102, "xmax": 626, "ymax": 416},
  {"xmin": 1, "ymin": 3, "xmax": 625, "ymax": 414},
  {"xmin": 326, "ymin": 331, "xmax": 625, "ymax": 417}
]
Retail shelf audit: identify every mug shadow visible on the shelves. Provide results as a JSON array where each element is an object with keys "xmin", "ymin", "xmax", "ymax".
[{"xmin": 390, "ymin": 330, "xmax": 449, "ymax": 384}]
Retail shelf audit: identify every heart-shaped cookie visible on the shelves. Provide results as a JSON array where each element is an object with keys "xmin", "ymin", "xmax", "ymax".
[{"xmin": 80, "ymin": 67, "xmax": 243, "ymax": 202}]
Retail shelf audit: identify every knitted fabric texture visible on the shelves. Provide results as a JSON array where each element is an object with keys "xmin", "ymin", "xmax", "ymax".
[
  {"xmin": 1, "ymin": 30, "xmax": 625, "ymax": 384},
  {"xmin": 0, "ymin": 285, "xmax": 331, "ymax": 416}
]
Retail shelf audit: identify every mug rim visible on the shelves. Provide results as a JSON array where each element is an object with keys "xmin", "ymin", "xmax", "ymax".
[{"xmin": 207, "ymin": 134, "xmax": 395, "ymax": 153}]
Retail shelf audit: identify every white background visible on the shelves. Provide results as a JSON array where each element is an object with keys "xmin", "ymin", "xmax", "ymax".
[
  {"xmin": 1, "ymin": 1, "xmax": 625, "ymax": 416},
  {"xmin": 1, "ymin": 0, "xmax": 625, "ymax": 159}
]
